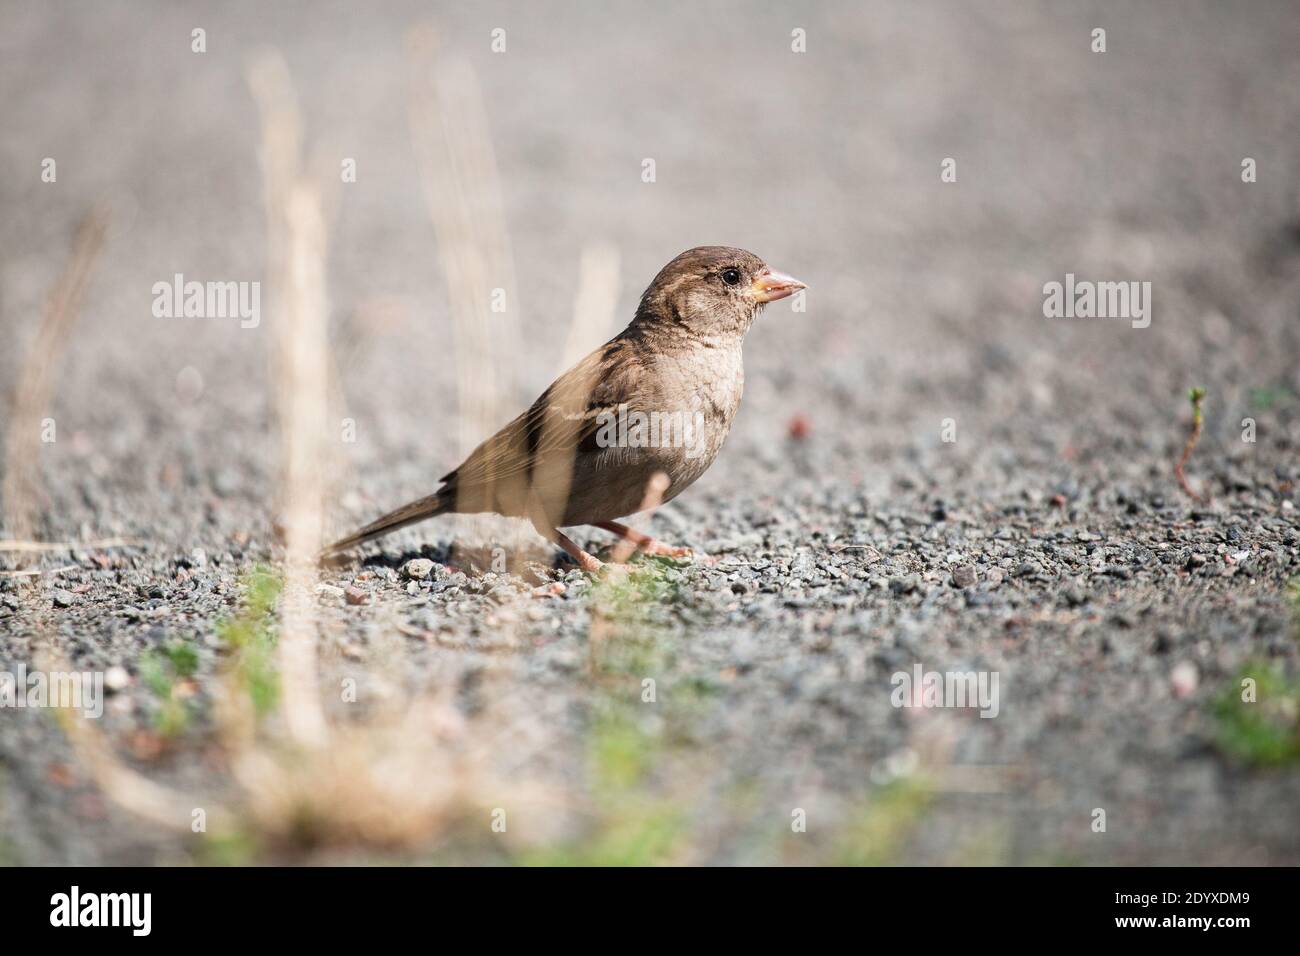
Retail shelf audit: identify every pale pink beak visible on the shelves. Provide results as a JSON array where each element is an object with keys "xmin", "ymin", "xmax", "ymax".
[{"xmin": 752, "ymin": 268, "xmax": 807, "ymax": 303}]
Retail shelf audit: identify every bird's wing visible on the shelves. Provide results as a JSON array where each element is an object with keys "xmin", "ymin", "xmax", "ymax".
[{"xmin": 438, "ymin": 336, "xmax": 645, "ymax": 512}]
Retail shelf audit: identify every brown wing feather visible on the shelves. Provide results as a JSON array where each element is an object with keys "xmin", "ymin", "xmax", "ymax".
[{"xmin": 438, "ymin": 335, "xmax": 645, "ymax": 519}]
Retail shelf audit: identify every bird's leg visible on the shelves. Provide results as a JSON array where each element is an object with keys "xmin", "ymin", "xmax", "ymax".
[
  {"xmin": 525, "ymin": 492, "xmax": 604, "ymax": 573},
  {"xmin": 552, "ymin": 529, "xmax": 604, "ymax": 572},
  {"xmin": 532, "ymin": 521, "xmax": 604, "ymax": 573},
  {"xmin": 595, "ymin": 521, "xmax": 693, "ymax": 559}
]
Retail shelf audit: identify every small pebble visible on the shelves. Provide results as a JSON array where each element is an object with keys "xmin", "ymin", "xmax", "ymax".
[
  {"xmin": 889, "ymin": 574, "xmax": 919, "ymax": 595},
  {"xmin": 104, "ymin": 666, "xmax": 130, "ymax": 693},
  {"xmin": 404, "ymin": 558, "xmax": 435, "ymax": 580},
  {"xmin": 1171, "ymin": 661, "xmax": 1199, "ymax": 698}
]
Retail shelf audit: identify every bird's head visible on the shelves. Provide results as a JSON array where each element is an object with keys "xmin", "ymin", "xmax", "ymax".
[{"xmin": 634, "ymin": 246, "xmax": 806, "ymax": 338}]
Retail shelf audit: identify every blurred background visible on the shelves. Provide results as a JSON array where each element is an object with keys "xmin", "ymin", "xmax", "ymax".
[{"xmin": 1, "ymin": 0, "xmax": 1298, "ymax": 865}]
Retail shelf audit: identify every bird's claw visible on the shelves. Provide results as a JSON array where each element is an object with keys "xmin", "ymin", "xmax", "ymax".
[{"xmin": 644, "ymin": 543, "xmax": 693, "ymax": 560}]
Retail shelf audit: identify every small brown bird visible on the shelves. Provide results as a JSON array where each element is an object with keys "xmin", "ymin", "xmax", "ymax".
[{"xmin": 325, "ymin": 246, "xmax": 805, "ymax": 571}]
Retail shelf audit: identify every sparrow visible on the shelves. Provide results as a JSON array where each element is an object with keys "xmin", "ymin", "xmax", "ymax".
[{"xmin": 324, "ymin": 246, "xmax": 805, "ymax": 571}]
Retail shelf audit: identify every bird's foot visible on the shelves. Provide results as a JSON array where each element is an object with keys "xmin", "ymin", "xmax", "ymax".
[
  {"xmin": 594, "ymin": 521, "xmax": 694, "ymax": 561},
  {"xmin": 547, "ymin": 527, "xmax": 604, "ymax": 573},
  {"xmin": 641, "ymin": 541, "xmax": 694, "ymax": 559},
  {"xmin": 573, "ymin": 552, "xmax": 605, "ymax": 573}
]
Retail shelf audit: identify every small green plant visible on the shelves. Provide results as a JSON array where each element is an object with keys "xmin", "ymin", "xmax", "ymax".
[
  {"xmin": 1289, "ymin": 578, "xmax": 1300, "ymax": 636},
  {"xmin": 0, "ymin": 773, "xmax": 18, "ymax": 865},
  {"xmin": 590, "ymin": 559, "xmax": 685, "ymax": 620},
  {"xmin": 163, "ymin": 641, "xmax": 199, "ymax": 677},
  {"xmin": 1212, "ymin": 662, "xmax": 1300, "ymax": 766},
  {"xmin": 585, "ymin": 560, "xmax": 685, "ymax": 680},
  {"xmin": 140, "ymin": 641, "xmax": 202, "ymax": 737},
  {"xmin": 836, "ymin": 777, "xmax": 935, "ymax": 866},
  {"xmin": 1176, "ymin": 386, "xmax": 1206, "ymax": 501},
  {"xmin": 518, "ymin": 557, "xmax": 698, "ymax": 865},
  {"xmin": 196, "ymin": 827, "xmax": 261, "ymax": 866},
  {"xmin": 1249, "ymin": 385, "xmax": 1293, "ymax": 411},
  {"xmin": 523, "ymin": 705, "xmax": 685, "ymax": 866},
  {"xmin": 215, "ymin": 565, "xmax": 283, "ymax": 717},
  {"xmin": 590, "ymin": 706, "xmax": 660, "ymax": 793}
]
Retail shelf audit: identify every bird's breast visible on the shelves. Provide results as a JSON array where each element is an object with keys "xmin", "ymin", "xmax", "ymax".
[
  {"xmin": 647, "ymin": 342, "xmax": 745, "ymax": 494},
  {"xmin": 558, "ymin": 341, "xmax": 745, "ymax": 525}
]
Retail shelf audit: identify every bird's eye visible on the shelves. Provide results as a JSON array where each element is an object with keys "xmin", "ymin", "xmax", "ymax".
[{"xmin": 721, "ymin": 268, "xmax": 742, "ymax": 286}]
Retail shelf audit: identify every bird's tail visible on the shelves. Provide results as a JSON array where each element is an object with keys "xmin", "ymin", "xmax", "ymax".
[{"xmin": 321, "ymin": 490, "xmax": 452, "ymax": 557}]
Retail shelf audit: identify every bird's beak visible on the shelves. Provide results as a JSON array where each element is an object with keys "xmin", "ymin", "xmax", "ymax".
[{"xmin": 752, "ymin": 268, "xmax": 807, "ymax": 303}]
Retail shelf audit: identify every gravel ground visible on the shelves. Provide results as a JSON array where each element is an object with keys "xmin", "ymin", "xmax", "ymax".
[{"xmin": 2, "ymin": 0, "xmax": 1299, "ymax": 865}]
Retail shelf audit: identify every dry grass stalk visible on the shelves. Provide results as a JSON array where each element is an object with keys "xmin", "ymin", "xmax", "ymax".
[
  {"xmin": 222, "ymin": 51, "xmax": 532, "ymax": 854},
  {"xmin": 41, "ymin": 649, "xmax": 210, "ymax": 834},
  {"xmin": 0, "ymin": 536, "xmax": 141, "ymax": 552},
  {"xmin": 2, "ymin": 206, "xmax": 109, "ymax": 547},
  {"xmin": 58, "ymin": 712, "xmax": 212, "ymax": 833},
  {"xmin": 232, "ymin": 697, "xmax": 474, "ymax": 851},
  {"xmin": 247, "ymin": 53, "xmax": 302, "ymax": 284},
  {"xmin": 561, "ymin": 242, "xmax": 621, "ymax": 370},
  {"xmin": 405, "ymin": 26, "xmax": 524, "ymax": 561},
  {"xmin": 0, "ymin": 564, "xmax": 77, "ymax": 578},
  {"xmin": 272, "ymin": 181, "xmax": 332, "ymax": 749},
  {"xmin": 524, "ymin": 244, "xmax": 623, "ymax": 542},
  {"xmin": 46, "ymin": 50, "xmax": 554, "ymax": 860},
  {"xmin": 249, "ymin": 51, "xmax": 330, "ymax": 750},
  {"xmin": 3, "ymin": 212, "xmax": 209, "ymax": 837}
]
